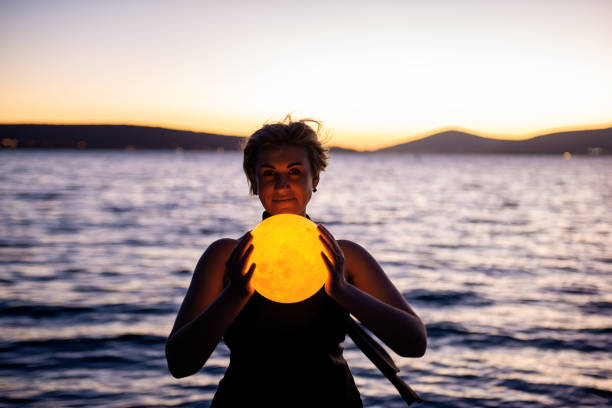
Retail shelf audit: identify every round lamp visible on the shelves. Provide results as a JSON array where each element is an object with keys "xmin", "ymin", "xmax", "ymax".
[{"xmin": 248, "ymin": 214, "xmax": 329, "ymax": 303}]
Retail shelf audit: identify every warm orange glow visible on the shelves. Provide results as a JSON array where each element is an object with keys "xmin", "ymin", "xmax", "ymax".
[
  {"xmin": 2, "ymin": 2, "xmax": 611, "ymax": 150},
  {"xmin": 248, "ymin": 214, "xmax": 328, "ymax": 304}
]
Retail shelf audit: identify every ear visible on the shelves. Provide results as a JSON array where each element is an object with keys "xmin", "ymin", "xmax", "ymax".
[{"xmin": 312, "ymin": 175, "xmax": 319, "ymax": 190}]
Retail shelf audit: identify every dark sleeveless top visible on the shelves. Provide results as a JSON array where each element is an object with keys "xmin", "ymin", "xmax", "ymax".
[{"xmin": 210, "ymin": 215, "xmax": 362, "ymax": 407}]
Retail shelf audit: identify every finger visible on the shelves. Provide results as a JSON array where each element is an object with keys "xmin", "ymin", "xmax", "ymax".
[
  {"xmin": 317, "ymin": 229, "xmax": 330, "ymax": 244},
  {"xmin": 228, "ymin": 238, "xmax": 245, "ymax": 264},
  {"xmin": 318, "ymin": 234, "xmax": 335, "ymax": 257},
  {"xmin": 242, "ymin": 232, "xmax": 254, "ymax": 254},
  {"xmin": 225, "ymin": 231, "xmax": 253, "ymax": 268},
  {"xmin": 230, "ymin": 244, "xmax": 253, "ymax": 277},
  {"xmin": 317, "ymin": 224, "xmax": 332, "ymax": 239},
  {"xmin": 237, "ymin": 231, "xmax": 253, "ymax": 251},
  {"xmin": 318, "ymin": 234, "xmax": 338, "ymax": 263},
  {"xmin": 318, "ymin": 224, "xmax": 342, "ymax": 253},
  {"xmin": 317, "ymin": 225, "xmax": 334, "ymax": 247},
  {"xmin": 321, "ymin": 251, "xmax": 335, "ymax": 273},
  {"xmin": 244, "ymin": 262, "xmax": 256, "ymax": 281},
  {"xmin": 318, "ymin": 224, "xmax": 334, "ymax": 240},
  {"xmin": 240, "ymin": 244, "xmax": 254, "ymax": 267},
  {"xmin": 232, "ymin": 232, "xmax": 253, "ymax": 261}
]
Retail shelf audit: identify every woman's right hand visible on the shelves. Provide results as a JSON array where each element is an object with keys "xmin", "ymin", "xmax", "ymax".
[{"xmin": 225, "ymin": 232, "xmax": 256, "ymax": 299}]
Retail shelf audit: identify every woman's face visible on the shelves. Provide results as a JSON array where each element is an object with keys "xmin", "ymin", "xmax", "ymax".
[{"xmin": 254, "ymin": 144, "xmax": 319, "ymax": 216}]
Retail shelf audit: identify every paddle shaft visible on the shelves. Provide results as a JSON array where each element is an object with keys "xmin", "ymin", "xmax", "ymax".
[{"xmin": 346, "ymin": 317, "xmax": 423, "ymax": 405}]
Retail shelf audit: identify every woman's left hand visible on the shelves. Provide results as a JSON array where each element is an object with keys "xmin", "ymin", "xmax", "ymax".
[{"xmin": 318, "ymin": 224, "xmax": 349, "ymax": 298}]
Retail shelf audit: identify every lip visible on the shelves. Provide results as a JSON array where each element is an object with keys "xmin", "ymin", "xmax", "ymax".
[{"xmin": 272, "ymin": 197, "xmax": 296, "ymax": 202}]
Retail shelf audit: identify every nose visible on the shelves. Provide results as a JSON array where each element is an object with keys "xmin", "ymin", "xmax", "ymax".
[{"xmin": 274, "ymin": 173, "xmax": 289, "ymax": 189}]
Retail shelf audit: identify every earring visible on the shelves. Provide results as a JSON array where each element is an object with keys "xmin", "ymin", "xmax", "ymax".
[{"xmin": 313, "ymin": 188, "xmax": 317, "ymax": 193}]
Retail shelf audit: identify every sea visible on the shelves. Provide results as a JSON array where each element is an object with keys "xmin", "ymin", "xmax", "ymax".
[{"xmin": 1, "ymin": 150, "xmax": 611, "ymax": 408}]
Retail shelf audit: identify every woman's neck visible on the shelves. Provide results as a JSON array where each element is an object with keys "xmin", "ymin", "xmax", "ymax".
[{"xmin": 262, "ymin": 211, "xmax": 309, "ymax": 220}]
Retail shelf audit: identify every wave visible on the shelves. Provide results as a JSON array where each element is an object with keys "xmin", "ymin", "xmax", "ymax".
[
  {"xmin": 1, "ymin": 334, "xmax": 165, "ymax": 356},
  {"xmin": 580, "ymin": 301, "xmax": 612, "ymax": 314},
  {"xmin": 426, "ymin": 322, "xmax": 612, "ymax": 352},
  {"xmin": 498, "ymin": 379, "xmax": 612, "ymax": 407},
  {"xmin": 15, "ymin": 192, "xmax": 63, "ymax": 201},
  {"xmin": 403, "ymin": 289, "xmax": 494, "ymax": 307},
  {"xmin": 0, "ymin": 301, "xmax": 176, "ymax": 319}
]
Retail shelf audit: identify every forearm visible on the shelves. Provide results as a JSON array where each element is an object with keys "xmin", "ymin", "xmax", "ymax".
[
  {"xmin": 332, "ymin": 284, "xmax": 426, "ymax": 357},
  {"xmin": 165, "ymin": 286, "xmax": 250, "ymax": 378}
]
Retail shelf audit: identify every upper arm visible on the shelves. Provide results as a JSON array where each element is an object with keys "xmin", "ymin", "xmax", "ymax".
[
  {"xmin": 339, "ymin": 240, "xmax": 414, "ymax": 314},
  {"xmin": 169, "ymin": 238, "xmax": 235, "ymax": 338}
]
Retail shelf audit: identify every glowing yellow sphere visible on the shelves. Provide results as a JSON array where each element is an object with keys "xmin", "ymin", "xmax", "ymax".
[{"xmin": 248, "ymin": 214, "xmax": 328, "ymax": 303}]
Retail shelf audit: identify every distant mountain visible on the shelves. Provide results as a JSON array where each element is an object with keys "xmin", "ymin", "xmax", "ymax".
[
  {"xmin": 0, "ymin": 124, "xmax": 244, "ymax": 150},
  {"xmin": 329, "ymin": 146, "xmax": 360, "ymax": 154},
  {"xmin": 376, "ymin": 128, "xmax": 612, "ymax": 155},
  {"xmin": 1, "ymin": 124, "xmax": 611, "ymax": 155}
]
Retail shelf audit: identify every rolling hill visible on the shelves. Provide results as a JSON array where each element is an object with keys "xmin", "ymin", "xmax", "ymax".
[
  {"xmin": 1, "ymin": 124, "xmax": 610, "ymax": 154},
  {"xmin": 0, "ymin": 124, "xmax": 244, "ymax": 151},
  {"xmin": 376, "ymin": 128, "xmax": 612, "ymax": 155}
]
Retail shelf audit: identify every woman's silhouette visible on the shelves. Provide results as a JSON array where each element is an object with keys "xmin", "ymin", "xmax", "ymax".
[{"xmin": 165, "ymin": 117, "xmax": 427, "ymax": 407}]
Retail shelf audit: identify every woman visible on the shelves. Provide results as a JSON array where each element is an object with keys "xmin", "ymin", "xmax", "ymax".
[{"xmin": 165, "ymin": 118, "xmax": 427, "ymax": 407}]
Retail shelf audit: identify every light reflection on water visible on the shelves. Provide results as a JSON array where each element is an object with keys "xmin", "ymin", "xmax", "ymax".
[{"xmin": 1, "ymin": 150, "xmax": 611, "ymax": 407}]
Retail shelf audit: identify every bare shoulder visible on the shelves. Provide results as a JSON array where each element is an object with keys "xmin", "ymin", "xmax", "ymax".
[
  {"xmin": 197, "ymin": 238, "xmax": 237, "ymax": 267},
  {"xmin": 181, "ymin": 238, "xmax": 236, "ymax": 293},
  {"xmin": 205, "ymin": 237, "xmax": 238, "ymax": 255},
  {"xmin": 338, "ymin": 239, "xmax": 378, "ymax": 270},
  {"xmin": 338, "ymin": 239, "xmax": 370, "ymax": 257},
  {"xmin": 337, "ymin": 239, "xmax": 382, "ymax": 283},
  {"xmin": 191, "ymin": 238, "xmax": 237, "ymax": 282},
  {"xmin": 338, "ymin": 239, "xmax": 410, "ymax": 309}
]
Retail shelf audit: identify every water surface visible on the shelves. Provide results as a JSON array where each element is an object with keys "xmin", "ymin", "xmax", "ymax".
[{"xmin": 1, "ymin": 151, "xmax": 611, "ymax": 407}]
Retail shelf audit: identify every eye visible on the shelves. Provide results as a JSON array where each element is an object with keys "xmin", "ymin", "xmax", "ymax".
[
  {"xmin": 262, "ymin": 169, "xmax": 274, "ymax": 177},
  {"xmin": 289, "ymin": 168, "xmax": 301, "ymax": 175}
]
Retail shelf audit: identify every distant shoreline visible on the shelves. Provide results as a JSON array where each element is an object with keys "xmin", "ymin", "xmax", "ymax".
[{"xmin": 1, "ymin": 124, "xmax": 611, "ymax": 155}]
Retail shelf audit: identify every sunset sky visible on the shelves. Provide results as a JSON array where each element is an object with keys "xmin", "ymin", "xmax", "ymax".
[{"xmin": 1, "ymin": 0, "xmax": 611, "ymax": 150}]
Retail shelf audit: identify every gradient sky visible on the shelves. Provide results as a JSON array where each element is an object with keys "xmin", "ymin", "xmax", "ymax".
[{"xmin": 1, "ymin": 0, "xmax": 611, "ymax": 149}]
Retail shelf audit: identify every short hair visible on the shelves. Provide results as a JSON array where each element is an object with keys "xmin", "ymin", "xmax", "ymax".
[{"xmin": 243, "ymin": 116, "xmax": 328, "ymax": 195}]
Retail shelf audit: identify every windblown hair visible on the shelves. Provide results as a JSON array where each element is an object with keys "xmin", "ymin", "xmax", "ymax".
[{"xmin": 242, "ymin": 116, "xmax": 328, "ymax": 195}]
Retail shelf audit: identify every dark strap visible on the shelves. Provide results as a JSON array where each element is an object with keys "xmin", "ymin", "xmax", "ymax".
[{"xmin": 346, "ymin": 317, "xmax": 423, "ymax": 405}]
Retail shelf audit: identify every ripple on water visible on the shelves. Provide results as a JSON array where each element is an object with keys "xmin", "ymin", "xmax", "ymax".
[
  {"xmin": 580, "ymin": 301, "xmax": 612, "ymax": 315},
  {"xmin": 15, "ymin": 192, "xmax": 64, "ymax": 201},
  {"xmin": 1, "ymin": 301, "xmax": 177, "ymax": 320},
  {"xmin": 498, "ymin": 379, "xmax": 612, "ymax": 408},
  {"xmin": 404, "ymin": 289, "xmax": 494, "ymax": 307},
  {"xmin": 426, "ymin": 321, "xmax": 612, "ymax": 353}
]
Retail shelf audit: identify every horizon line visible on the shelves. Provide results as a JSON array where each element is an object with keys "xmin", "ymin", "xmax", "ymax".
[{"xmin": 2, "ymin": 120, "xmax": 611, "ymax": 151}]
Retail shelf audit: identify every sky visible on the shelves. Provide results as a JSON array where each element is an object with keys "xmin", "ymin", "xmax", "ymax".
[{"xmin": 1, "ymin": 0, "xmax": 611, "ymax": 150}]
